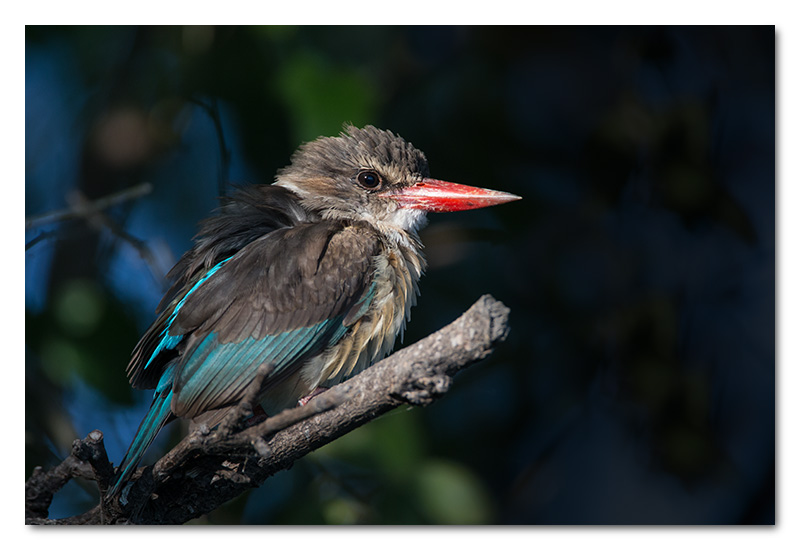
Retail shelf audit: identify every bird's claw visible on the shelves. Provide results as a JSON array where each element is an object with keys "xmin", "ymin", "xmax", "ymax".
[{"xmin": 297, "ymin": 387, "xmax": 329, "ymax": 407}]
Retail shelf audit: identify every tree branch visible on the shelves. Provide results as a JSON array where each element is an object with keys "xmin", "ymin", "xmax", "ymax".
[
  {"xmin": 25, "ymin": 295, "xmax": 511, "ymax": 525},
  {"xmin": 25, "ymin": 182, "xmax": 168, "ymax": 288},
  {"xmin": 191, "ymin": 97, "xmax": 232, "ymax": 199},
  {"xmin": 25, "ymin": 182, "xmax": 154, "ymax": 231},
  {"xmin": 26, "ymin": 430, "xmax": 115, "ymax": 524}
]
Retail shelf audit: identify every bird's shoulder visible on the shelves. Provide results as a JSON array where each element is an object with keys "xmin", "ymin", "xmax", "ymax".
[{"xmin": 185, "ymin": 217, "xmax": 384, "ymax": 328}]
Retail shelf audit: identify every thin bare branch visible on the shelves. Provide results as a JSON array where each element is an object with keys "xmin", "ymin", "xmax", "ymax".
[
  {"xmin": 191, "ymin": 98, "xmax": 231, "ymax": 199},
  {"xmin": 25, "ymin": 183, "xmax": 168, "ymax": 288},
  {"xmin": 25, "ymin": 182, "xmax": 153, "ymax": 230}
]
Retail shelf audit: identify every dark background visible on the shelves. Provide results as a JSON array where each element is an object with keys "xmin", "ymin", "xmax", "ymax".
[{"xmin": 25, "ymin": 26, "xmax": 775, "ymax": 524}]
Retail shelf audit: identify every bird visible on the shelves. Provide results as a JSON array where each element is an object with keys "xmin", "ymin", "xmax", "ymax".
[{"xmin": 109, "ymin": 125, "xmax": 520, "ymax": 497}]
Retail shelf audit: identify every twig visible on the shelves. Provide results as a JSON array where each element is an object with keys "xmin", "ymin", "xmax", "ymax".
[
  {"xmin": 214, "ymin": 363, "xmax": 276, "ymax": 438},
  {"xmin": 25, "ymin": 182, "xmax": 153, "ymax": 230},
  {"xmin": 26, "ymin": 430, "xmax": 115, "ymax": 523},
  {"xmin": 25, "ymin": 230, "xmax": 57, "ymax": 251},
  {"xmin": 191, "ymin": 98, "xmax": 231, "ymax": 199},
  {"xmin": 25, "ymin": 183, "xmax": 167, "ymax": 288}
]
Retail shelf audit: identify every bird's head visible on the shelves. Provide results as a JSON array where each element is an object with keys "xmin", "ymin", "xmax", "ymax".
[{"xmin": 275, "ymin": 125, "xmax": 520, "ymax": 242}]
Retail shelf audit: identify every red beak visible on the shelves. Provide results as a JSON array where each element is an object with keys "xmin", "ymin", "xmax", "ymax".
[{"xmin": 386, "ymin": 178, "xmax": 521, "ymax": 213}]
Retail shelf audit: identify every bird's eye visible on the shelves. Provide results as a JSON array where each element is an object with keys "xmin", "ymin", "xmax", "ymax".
[{"xmin": 357, "ymin": 170, "xmax": 381, "ymax": 189}]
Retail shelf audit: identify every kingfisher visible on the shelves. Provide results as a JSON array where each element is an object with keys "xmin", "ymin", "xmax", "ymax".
[{"xmin": 109, "ymin": 125, "xmax": 520, "ymax": 497}]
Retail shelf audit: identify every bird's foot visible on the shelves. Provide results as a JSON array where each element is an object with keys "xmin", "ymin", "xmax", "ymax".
[
  {"xmin": 298, "ymin": 387, "xmax": 328, "ymax": 407},
  {"xmin": 244, "ymin": 405, "xmax": 268, "ymax": 427}
]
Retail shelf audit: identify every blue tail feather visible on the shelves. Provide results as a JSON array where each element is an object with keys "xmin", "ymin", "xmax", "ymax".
[{"xmin": 109, "ymin": 375, "xmax": 175, "ymax": 497}]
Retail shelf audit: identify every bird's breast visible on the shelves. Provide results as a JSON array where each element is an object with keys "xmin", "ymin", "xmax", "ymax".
[{"xmin": 299, "ymin": 240, "xmax": 424, "ymax": 391}]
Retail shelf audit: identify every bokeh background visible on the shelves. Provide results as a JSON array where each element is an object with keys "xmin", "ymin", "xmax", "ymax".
[{"xmin": 25, "ymin": 26, "xmax": 774, "ymax": 524}]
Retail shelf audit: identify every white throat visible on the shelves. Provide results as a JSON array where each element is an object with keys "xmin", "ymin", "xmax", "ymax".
[{"xmin": 373, "ymin": 207, "xmax": 428, "ymax": 249}]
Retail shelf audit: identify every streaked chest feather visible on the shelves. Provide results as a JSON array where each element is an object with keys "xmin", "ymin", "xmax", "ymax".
[{"xmin": 300, "ymin": 242, "xmax": 424, "ymax": 389}]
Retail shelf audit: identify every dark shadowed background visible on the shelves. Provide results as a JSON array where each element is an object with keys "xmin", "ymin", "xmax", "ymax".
[{"xmin": 25, "ymin": 25, "xmax": 774, "ymax": 524}]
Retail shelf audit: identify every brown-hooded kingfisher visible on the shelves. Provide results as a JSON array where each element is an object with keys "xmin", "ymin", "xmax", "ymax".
[{"xmin": 110, "ymin": 125, "xmax": 520, "ymax": 497}]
